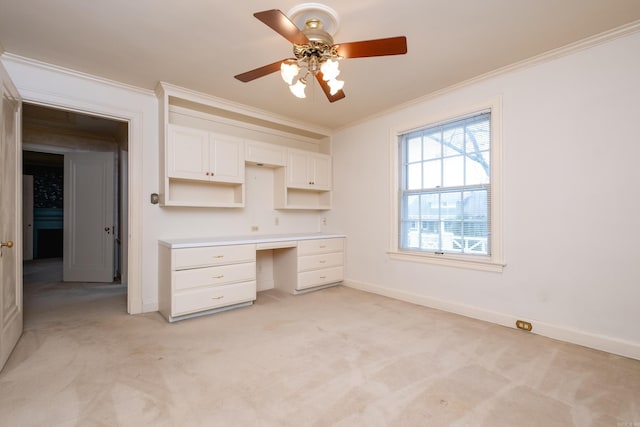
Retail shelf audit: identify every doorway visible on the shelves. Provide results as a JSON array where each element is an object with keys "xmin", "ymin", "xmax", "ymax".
[{"xmin": 21, "ymin": 103, "xmax": 129, "ymax": 298}]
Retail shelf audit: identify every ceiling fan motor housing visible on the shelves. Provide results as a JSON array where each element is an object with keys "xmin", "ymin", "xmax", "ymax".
[{"xmin": 293, "ymin": 18, "xmax": 338, "ymax": 67}]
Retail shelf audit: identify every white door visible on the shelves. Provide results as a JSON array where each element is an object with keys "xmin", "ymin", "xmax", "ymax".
[
  {"xmin": 0, "ymin": 61, "xmax": 23, "ymax": 372},
  {"xmin": 63, "ymin": 151, "xmax": 115, "ymax": 283}
]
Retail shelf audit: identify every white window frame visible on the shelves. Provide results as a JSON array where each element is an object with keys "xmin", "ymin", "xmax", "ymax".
[{"xmin": 388, "ymin": 97, "xmax": 504, "ymax": 272}]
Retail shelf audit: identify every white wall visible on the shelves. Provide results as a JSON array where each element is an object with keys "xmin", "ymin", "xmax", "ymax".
[
  {"xmin": 331, "ymin": 30, "xmax": 640, "ymax": 359},
  {"xmin": 4, "ymin": 29, "xmax": 639, "ymax": 358},
  {"xmin": 2, "ymin": 56, "xmax": 326, "ymax": 313}
]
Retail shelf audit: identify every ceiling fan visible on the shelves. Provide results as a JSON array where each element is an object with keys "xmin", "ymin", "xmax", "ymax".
[{"xmin": 234, "ymin": 4, "xmax": 408, "ymax": 102}]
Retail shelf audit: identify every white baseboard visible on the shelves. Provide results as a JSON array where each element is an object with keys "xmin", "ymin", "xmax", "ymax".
[{"xmin": 344, "ymin": 279, "xmax": 640, "ymax": 361}]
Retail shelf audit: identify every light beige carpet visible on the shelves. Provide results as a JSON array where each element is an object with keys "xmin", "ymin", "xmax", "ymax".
[{"xmin": 1, "ymin": 258, "xmax": 639, "ymax": 426}]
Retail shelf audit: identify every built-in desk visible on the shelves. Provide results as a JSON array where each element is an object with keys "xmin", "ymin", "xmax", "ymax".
[{"xmin": 158, "ymin": 233, "xmax": 345, "ymax": 322}]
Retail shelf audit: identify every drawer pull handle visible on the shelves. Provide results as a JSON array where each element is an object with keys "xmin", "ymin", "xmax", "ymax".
[
  {"xmin": 319, "ymin": 245, "xmax": 326, "ymax": 248},
  {"xmin": 212, "ymin": 255, "xmax": 224, "ymax": 259},
  {"xmin": 319, "ymin": 276, "xmax": 327, "ymax": 279},
  {"xmin": 211, "ymin": 296, "xmax": 224, "ymax": 300},
  {"xmin": 319, "ymin": 260, "xmax": 326, "ymax": 264},
  {"xmin": 212, "ymin": 275, "xmax": 224, "ymax": 279}
]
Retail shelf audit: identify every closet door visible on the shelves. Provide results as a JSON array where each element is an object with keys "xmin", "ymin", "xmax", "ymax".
[{"xmin": 63, "ymin": 151, "xmax": 115, "ymax": 283}]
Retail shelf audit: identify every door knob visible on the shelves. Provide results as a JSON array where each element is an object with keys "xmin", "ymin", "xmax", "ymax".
[{"xmin": 1, "ymin": 240, "xmax": 13, "ymax": 248}]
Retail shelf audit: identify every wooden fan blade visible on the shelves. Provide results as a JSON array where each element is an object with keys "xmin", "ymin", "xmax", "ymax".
[
  {"xmin": 336, "ymin": 36, "xmax": 407, "ymax": 58},
  {"xmin": 316, "ymin": 73, "xmax": 346, "ymax": 103},
  {"xmin": 254, "ymin": 9, "xmax": 309, "ymax": 45},
  {"xmin": 234, "ymin": 59, "xmax": 289, "ymax": 82}
]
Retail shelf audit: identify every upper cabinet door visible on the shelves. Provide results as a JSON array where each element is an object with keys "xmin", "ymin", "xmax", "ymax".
[
  {"xmin": 287, "ymin": 149, "xmax": 312, "ymax": 189},
  {"xmin": 309, "ymin": 153, "xmax": 331, "ymax": 190},
  {"xmin": 210, "ymin": 134, "xmax": 244, "ymax": 183},
  {"xmin": 167, "ymin": 124, "xmax": 210, "ymax": 181},
  {"xmin": 168, "ymin": 125, "xmax": 244, "ymax": 184},
  {"xmin": 286, "ymin": 149, "xmax": 331, "ymax": 190},
  {"xmin": 245, "ymin": 140, "xmax": 286, "ymax": 167}
]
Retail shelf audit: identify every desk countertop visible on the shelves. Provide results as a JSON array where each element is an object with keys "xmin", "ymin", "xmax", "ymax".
[{"xmin": 159, "ymin": 233, "xmax": 346, "ymax": 249}]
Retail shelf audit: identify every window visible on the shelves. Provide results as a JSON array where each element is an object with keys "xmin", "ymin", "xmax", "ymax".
[{"xmin": 391, "ymin": 100, "xmax": 503, "ymax": 271}]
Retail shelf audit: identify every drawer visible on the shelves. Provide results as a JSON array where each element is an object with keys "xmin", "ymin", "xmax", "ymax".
[
  {"xmin": 256, "ymin": 240, "xmax": 297, "ymax": 250},
  {"xmin": 173, "ymin": 262, "xmax": 256, "ymax": 291},
  {"xmin": 297, "ymin": 238, "xmax": 344, "ymax": 256},
  {"xmin": 298, "ymin": 266, "xmax": 343, "ymax": 290},
  {"xmin": 173, "ymin": 244, "xmax": 256, "ymax": 269},
  {"xmin": 173, "ymin": 281, "xmax": 256, "ymax": 316},
  {"xmin": 298, "ymin": 252, "xmax": 343, "ymax": 272}
]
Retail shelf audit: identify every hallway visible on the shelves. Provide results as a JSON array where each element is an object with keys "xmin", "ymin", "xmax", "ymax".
[{"xmin": 22, "ymin": 258, "xmax": 127, "ymax": 324}]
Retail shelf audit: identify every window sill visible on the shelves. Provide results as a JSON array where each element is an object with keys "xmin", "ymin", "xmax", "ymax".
[{"xmin": 387, "ymin": 250, "xmax": 505, "ymax": 272}]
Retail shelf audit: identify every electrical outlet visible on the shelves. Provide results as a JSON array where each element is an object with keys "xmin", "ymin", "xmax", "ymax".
[
  {"xmin": 516, "ymin": 320, "xmax": 533, "ymax": 332},
  {"xmin": 274, "ymin": 217, "xmax": 279, "ymax": 226},
  {"xmin": 321, "ymin": 217, "xmax": 327, "ymax": 226},
  {"xmin": 251, "ymin": 226, "xmax": 259, "ymax": 232}
]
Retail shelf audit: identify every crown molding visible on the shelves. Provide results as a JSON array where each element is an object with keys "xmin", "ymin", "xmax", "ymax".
[
  {"xmin": 1, "ymin": 52, "xmax": 333, "ymax": 138},
  {"xmin": 339, "ymin": 19, "xmax": 640, "ymax": 132},
  {"xmin": 1, "ymin": 52, "xmax": 156, "ymax": 97}
]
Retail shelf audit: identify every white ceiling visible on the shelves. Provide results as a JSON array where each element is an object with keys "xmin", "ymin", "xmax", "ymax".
[{"xmin": 1, "ymin": 1, "xmax": 640, "ymax": 131}]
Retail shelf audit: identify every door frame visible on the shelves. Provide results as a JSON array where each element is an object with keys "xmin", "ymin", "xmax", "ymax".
[
  {"xmin": 22, "ymin": 100, "xmax": 142, "ymax": 314},
  {"xmin": 15, "ymin": 101, "xmax": 142, "ymax": 314}
]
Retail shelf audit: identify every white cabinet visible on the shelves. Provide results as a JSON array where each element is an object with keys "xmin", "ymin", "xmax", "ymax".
[
  {"xmin": 245, "ymin": 140, "xmax": 286, "ymax": 167},
  {"xmin": 274, "ymin": 149, "xmax": 332, "ymax": 210},
  {"xmin": 159, "ymin": 235, "xmax": 345, "ymax": 321},
  {"xmin": 162, "ymin": 124, "xmax": 245, "ymax": 207},
  {"xmin": 167, "ymin": 125, "xmax": 209, "ymax": 181},
  {"xmin": 159, "ymin": 243, "xmax": 257, "ymax": 322},
  {"xmin": 296, "ymin": 238, "xmax": 344, "ymax": 291},
  {"xmin": 168, "ymin": 124, "xmax": 244, "ymax": 184},
  {"xmin": 157, "ymin": 82, "xmax": 333, "ymax": 209},
  {"xmin": 274, "ymin": 237, "xmax": 345, "ymax": 294},
  {"xmin": 286, "ymin": 149, "xmax": 331, "ymax": 190}
]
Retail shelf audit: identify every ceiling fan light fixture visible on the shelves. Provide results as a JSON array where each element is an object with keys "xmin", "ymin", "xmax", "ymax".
[
  {"xmin": 235, "ymin": 7, "xmax": 407, "ymax": 103},
  {"xmin": 280, "ymin": 61, "xmax": 300, "ymax": 85},
  {"xmin": 320, "ymin": 58, "xmax": 340, "ymax": 81},
  {"xmin": 289, "ymin": 79, "xmax": 307, "ymax": 98},
  {"xmin": 327, "ymin": 78, "xmax": 344, "ymax": 95}
]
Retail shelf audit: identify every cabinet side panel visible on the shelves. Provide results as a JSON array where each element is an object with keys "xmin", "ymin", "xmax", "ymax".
[{"xmin": 158, "ymin": 245, "xmax": 173, "ymax": 320}]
